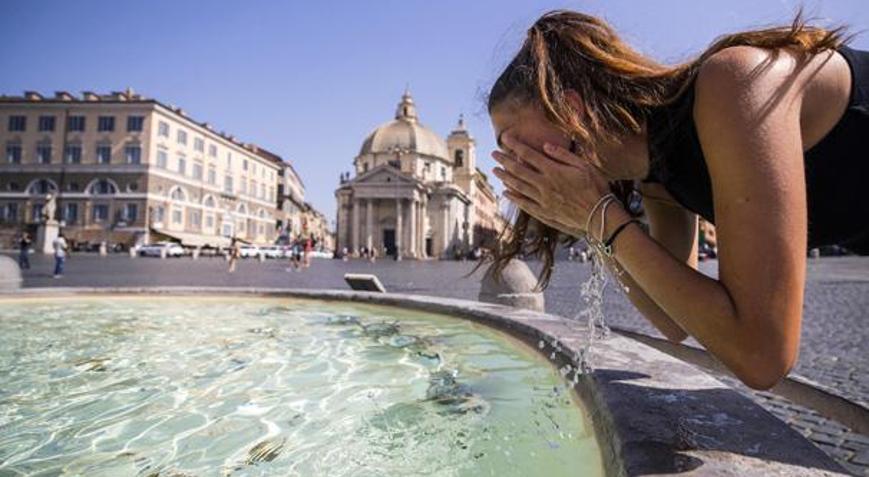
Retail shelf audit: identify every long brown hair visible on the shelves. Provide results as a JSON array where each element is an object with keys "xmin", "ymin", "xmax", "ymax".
[{"xmin": 486, "ymin": 9, "xmax": 848, "ymax": 289}]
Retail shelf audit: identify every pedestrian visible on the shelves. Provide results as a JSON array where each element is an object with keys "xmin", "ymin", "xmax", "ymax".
[
  {"xmin": 487, "ymin": 10, "xmax": 868, "ymax": 389},
  {"xmin": 303, "ymin": 234, "xmax": 313, "ymax": 268},
  {"xmin": 228, "ymin": 237, "xmax": 240, "ymax": 273},
  {"xmin": 52, "ymin": 232, "xmax": 68, "ymax": 278},
  {"xmin": 18, "ymin": 232, "xmax": 31, "ymax": 270}
]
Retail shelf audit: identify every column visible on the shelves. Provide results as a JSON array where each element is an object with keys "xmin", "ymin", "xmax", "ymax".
[
  {"xmin": 409, "ymin": 199, "xmax": 417, "ymax": 258},
  {"xmin": 442, "ymin": 202, "xmax": 450, "ymax": 258},
  {"xmin": 351, "ymin": 198, "xmax": 359, "ymax": 254},
  {"xmin": 418, "ymin": 198, "xmax": 426, "ymax": 258},
  {"xmin": 366, "ymin": 198, "xmax": 374, "ymax": 252},
  {"xmin": 395, "ymin": 198, "xmax": 403, "ymax": 260}
]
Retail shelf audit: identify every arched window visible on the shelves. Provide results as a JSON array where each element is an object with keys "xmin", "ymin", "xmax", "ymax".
[
  {"xmin": 169, "ymin": 186, "xmax": 187, "ymax": 201},
  {"xmin": 88, "ymin": 179, "xmax": 117, "ymax": 195},
  {"xmin": 454, "ymin": 150, "xmax": 464, "ymax": 167},
  {"xmin": 27, "ymin": 179, "xmax": 58, "ymax": 195},
  {"xmin": 203, "ymin": 196, "xmax": 216, "ymax": 208}
]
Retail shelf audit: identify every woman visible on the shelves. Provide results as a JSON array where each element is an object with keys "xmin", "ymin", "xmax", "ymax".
[{"xmin": 488, "ymin": 10, "xmax": 868, "ymax": 390}]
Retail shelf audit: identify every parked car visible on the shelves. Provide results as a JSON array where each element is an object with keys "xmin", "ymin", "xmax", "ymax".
[
  {"xmin": 309, "ymin": 250, "xmax": 334, "ymax": 259},
  {"xmin": 260, "ymin": 246, "xmax": 284, "ymax": 259},
  {"xmin": 238, "ymin": 244, "xmax": 261, "ymax": 259},
  {"xmin": 138, "ymin": 242, "xmax": 185, "ymax": 258}
]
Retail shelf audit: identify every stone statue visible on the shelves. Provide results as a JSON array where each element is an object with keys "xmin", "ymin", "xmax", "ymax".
[{"xmin": 42, "ymin": 194, "xmax": 57, "ymax": 222}]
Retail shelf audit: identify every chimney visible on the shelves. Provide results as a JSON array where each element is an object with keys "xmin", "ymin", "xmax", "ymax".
[
  {"xmin": 54, "ymin": 91, "xmax": 74, "ymax": 101},
  {"xmin": 24, "ymin": 91, "xmax": 43, "ymax": 101},
  {"xmin": 82, "ymin": 91, "xmax": 99, "ymax": 101}
]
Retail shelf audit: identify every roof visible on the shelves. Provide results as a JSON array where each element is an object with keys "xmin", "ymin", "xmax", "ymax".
[{"xmin": 357, "ymin": 91, "xmax": 449, "ymax": 160}]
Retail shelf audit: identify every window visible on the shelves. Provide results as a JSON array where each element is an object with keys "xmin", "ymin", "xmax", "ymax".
[
  {"xmin": 172, "ymin": 209, "xmax": 182, "ymax": 224},
  {"xmin": 206, "ymin": 214, "xmax": 214, "ymax": 228},
  {"xmin": 31, "ymin": 204, "xmax": 44, "ymax": 222},
  {"xmin": 226, "ymin": 152, "xmax": 232, "ymax": 167},
  {"xmin": 158, "ymin": 121, "xmax": 169, "ymax": 137},
  {"xmin": 98, "ymin": 116, "xmax": 115, "ymax": 132},
  {"xmin": 207, "ymin": 166, "xmax": 216, "ymax": 185},
  {"xmin": 66, "ymin": 182, "xmax": 80, "ymax": 192},
  {"xmin": 90, "ymin": 179, "xmax": 117, "ymax": 195},
  {"xmin": 177, "ymin": 157, "xmax": 187, "ymax": 176},
  {"xmin": 261, "ymin": 183, "xmax": 266, "ymax": 199},
  {"xmin": 190, "ymin": 210, "xmax": 201, "ymax": 226},
  {"xmin": 125, "ymin": 145, "xmax": 141, "ymax": 164},
  {"xmin": 63, "ymin": 203, "xmax": 78, "ymax": 223},
  {"xmin": 224, "ymin": 175, "xmax": 233, "ymax": 194},
  {"xmin": 92, "ymin": 204, "xmax": 109, "ymax": 222},
  {"xmin": 170, "ymin": 187, "xmax": 186, "ymax": 201},
  {"xmin": 127, "ymin": 116, "xmax": 144, "ymax": 132},
  {"xmin": 38, "ymin": 116, "xmax": 56, "ymax": 132},
  {"xmin": 8, "ymin": 116, "xmax": 26, "ymax": 132},
  {"xmin": 250, "ymin": 180, "xmax": 256, "ymax": 196},
  {"xmin": 127, "ymin": 182, "xmax": 138, "ymax": 192},
  {"xmin": 204, "ymin": 196, "xmax": 216, "ymax": 208},
  {"xmin": 28, "ymin": 179, "xmax": 56, "ymax": 195},
  {"xmin": 454, "ymin": 150, "xmax": 464, "ymax": 167},
  {"xmin": 243, "ymin": 159, "xmax": 248, "ymax": 171},
  {"xmin": 2, "ymin": 203, "xmax": 18, "ymax": 222},
  {"xmin": 67, "ymin": 116, "xmax": 86, "ymax": 132},
  {"xmin": 440, "ymin": 166, "xmax": 446, "ymax": 180},
  {"xmin": 208, "ymin": 144, "xmax": 217, "ymax": 157},
  {"xmin": 177, "ymin": 129, "xmax": 187, "ymax": 145},
  {"xmin": 65, "ymin": 144, "xmax": 82, "ymax": 163},
  {"xmin": 363, "ymin": 163, "xmax": 369, "ymax": 172},
  {"xmin": 36, "ymin": 144, "xmax": 52, "ymax": 164},
  {"xmin": 194, "ymin": 137, "xmax": 204, "ymax": 152},
  {"xmin": 156, "ymin": 150, "xmax": 168, "ymax": 169},
  {"xmin": 124, "ymin": 203, "xmax": 138, "ymax": 222},
  {"xmin": 240, "ymin": 178, "xmax": 247, "ymax": 195},
  {"xmin": 6, "ymin": 144, "xmax": 22, "ymax": 164},
  {"xmin": 193, "ymin": 161, "xmax": 203, "ymax": 180},
  {"xmin": 96, "ymin": 145, "xmax": 112, "ymax": 164}
]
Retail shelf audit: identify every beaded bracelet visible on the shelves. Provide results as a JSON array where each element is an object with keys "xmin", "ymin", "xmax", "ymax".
[{"xmin": 602, "ymin": 219, "xmax": 642, "ymax": 257}]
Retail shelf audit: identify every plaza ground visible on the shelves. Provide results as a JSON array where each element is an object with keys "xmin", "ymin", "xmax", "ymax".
[{"xmin": 5, "ymin": 252, "xmax": 869, "ymax": 474}]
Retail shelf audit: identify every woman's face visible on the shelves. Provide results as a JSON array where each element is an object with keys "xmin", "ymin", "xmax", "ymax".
[{"xmin": 490, "ymin": 103, "xmax": 573, "ymax": 162}]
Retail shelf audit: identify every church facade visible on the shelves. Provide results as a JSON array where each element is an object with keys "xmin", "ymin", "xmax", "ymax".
[{"xmin": 335, "ymin": 91, "xmax": 502, "ymax": 259}]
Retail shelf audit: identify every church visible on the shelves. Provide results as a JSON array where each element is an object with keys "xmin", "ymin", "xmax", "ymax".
[{"xmin": 335, "ymin": 90, "xmax": 503, "ymax": 259}]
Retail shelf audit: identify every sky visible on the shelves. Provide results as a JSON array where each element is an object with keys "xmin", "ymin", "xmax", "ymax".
[{"xmin": 1, "ymin": 0, "xmax": 866, "ymax": 225}]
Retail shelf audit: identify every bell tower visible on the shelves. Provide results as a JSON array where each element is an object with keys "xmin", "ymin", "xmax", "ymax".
[{"xmin": 447, "ymin": 114, "xmax": 475, "ymax": 193}]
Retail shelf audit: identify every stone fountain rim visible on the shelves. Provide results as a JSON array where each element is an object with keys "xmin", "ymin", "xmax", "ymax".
[{"xmin": 0, "ymin": 287, "xmax": 847, "ymax": 476}]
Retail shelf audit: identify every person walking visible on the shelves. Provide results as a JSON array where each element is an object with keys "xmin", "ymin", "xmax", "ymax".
[
  {"xmin": 17, "ymin": 232, "xmax": 31, "ymax": 270},
  {"xmin": 227, "ymin": 237, "xmax": 241, "ymax": 273},
  {"xmin": 52, "ymin": 232, "xmax": 68, "ymax": 278}
]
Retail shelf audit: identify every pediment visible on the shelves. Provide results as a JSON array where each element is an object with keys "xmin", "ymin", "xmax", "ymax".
[{"xmin": 352, "ymin": 164, "xmax": 417, "ymax": 186}]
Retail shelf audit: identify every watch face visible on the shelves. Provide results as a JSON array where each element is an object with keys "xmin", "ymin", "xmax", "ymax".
[{"xmin": 627, "ymin": 189, "xmax": 644, "ymax": 216}]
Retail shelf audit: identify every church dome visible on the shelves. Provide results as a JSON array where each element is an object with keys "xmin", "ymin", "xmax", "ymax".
[{"xmin": 358, "ymin": 90, "xmax": 449, "ymax": 160}]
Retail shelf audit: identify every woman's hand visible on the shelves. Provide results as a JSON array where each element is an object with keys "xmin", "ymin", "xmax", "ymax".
[{"xmin": 492, "ymin": 133, "xmax": 612, "ymax": 238}]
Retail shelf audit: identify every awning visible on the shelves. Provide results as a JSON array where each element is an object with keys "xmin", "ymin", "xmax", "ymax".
[{"xmin": 150, "ymin": 229, "xmax": 232, "ymax": 248}]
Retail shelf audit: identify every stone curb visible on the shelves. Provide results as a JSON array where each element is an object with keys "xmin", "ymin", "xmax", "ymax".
[{"xmin": 0, "ymin": 287, "xmax": 850, "ymax": 476}]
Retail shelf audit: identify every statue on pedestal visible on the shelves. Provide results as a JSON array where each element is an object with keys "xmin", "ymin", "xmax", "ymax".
[{"xmin": 42, "ymin": 194, "xmax": 57, "ymax": 223}]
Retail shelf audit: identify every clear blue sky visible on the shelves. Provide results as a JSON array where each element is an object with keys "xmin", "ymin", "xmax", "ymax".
[{"xmin": 1, "ymin": 0, "xmax": 866, "ymax": 225}]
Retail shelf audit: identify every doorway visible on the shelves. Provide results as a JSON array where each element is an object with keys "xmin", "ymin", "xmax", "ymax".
[
  {"xmin": 383, "ymin": 229, "xmax": 396, "ymax": 257},
  {"xmin": 425, "ymin": 237, "xmax": 433, "ymax": 258}
]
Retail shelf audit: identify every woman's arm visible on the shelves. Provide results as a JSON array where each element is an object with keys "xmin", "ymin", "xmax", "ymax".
[
  {"xmin": 609, "ymin": 185, "xmax": 697, "ymax": 342},
  {"xmin": 590, "ymin": 46, "xmax": 808, "ymax": 390}
]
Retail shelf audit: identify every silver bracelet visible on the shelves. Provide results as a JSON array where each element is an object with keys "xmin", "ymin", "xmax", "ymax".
[
  {"xmin": 585, "ymin": 193, "xmax": 615, "ymax": 237},
  {"xmin": 598, "ymin": 196, "xmax": 617, "ymax": 244}
]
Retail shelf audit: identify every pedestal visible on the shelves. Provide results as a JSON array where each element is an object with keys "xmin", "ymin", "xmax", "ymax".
[{"xmin": 37, "ymin": 220, "xmax": 59, "ymax": 255}]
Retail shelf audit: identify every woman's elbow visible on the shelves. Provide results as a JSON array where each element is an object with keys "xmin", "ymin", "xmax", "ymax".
[
  {"xmin": 664, "ymin": 328, "xmax": 689, "ymax": 344},
  {"xmin": 735, "ymin": 353, "xmax": 795, "ymax": 391}
]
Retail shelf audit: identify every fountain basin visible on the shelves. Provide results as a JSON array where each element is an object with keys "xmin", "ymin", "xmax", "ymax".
[{"xmin": 0, "ymin": 288, "xmax": 848, "ymax": 476}]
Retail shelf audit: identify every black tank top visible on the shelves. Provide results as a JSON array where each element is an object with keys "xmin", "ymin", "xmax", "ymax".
[{"xmin": 645, "ymin": 46, "xmax": 869, "ymax": 254}]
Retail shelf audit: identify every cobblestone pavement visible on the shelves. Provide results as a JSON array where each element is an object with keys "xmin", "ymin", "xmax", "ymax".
[{"xmin": 6, "ymin": 253, "xmax": 869, "ymax": 474}]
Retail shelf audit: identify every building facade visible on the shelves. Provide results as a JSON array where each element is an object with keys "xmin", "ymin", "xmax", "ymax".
[
  {"xmin": 334, "ymin": 91, "xmax": 503, "ymax": 259},
  {"xmin": 0, "ymin": 89, "xmax": 286, "ymax": 249}
]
